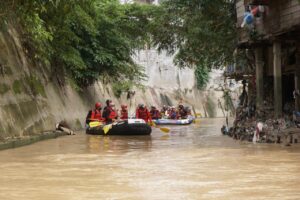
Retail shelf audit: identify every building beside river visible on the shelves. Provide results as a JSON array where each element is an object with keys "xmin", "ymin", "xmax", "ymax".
[{"xmin": 234, "ymin": 0, "xmax": 300, "ymax": 117}]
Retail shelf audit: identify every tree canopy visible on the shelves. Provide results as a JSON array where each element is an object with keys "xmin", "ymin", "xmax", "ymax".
[
  {"xmin": 1, "ymin": 0, "xmax": 156, "ymax": 87},
  {"xmin": 0, "ymin": 0, "xmax": 237, "ymax": 90},
  {"xmin": 149, "ymin": 0, "xmax": 236, "ymax": 88}
]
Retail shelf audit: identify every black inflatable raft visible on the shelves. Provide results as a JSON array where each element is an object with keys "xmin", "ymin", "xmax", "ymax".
[{"xmin": 86, "ymin": 119, "xmax": 152, "ymax": 135}]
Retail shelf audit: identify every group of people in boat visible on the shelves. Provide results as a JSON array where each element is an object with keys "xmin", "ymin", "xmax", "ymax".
[
  {"xmin": 86, "ymin": 99, "xmax": 191, "ymax": 126},
  {"xmin": 152, "ymin": 105, "xmax": 192, "ymax": 120}
]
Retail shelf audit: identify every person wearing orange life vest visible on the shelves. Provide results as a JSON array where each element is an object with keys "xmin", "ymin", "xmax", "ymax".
[
  {"xmin": 120, "ymin": 104, "xmax": 128, "ymax": 120},
  {"xmin": 85, "ymin": 102, "xmax": 103, "ymax": 125},
  {"xmin": 102, "ymin": 100, "xmax": 118, "ymax": 124},
  {"xmin": 136, "ymin": 104, "xmax": 152, "ymax": 123}
]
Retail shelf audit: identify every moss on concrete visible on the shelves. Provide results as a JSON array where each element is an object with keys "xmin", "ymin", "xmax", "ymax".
[
  {"xmin": 206, "ymin": 96, "xmax": 217, "ymax": 118},
  {"xmin": 12, "ymin": 79, "xmax": 24, "ymax": 94},
  {"xmin": 1, "ymin": 100, "xmax": 48, "ymax": 137},
  {"xmin": 75, "ymin": 118, "xmax": 82, "ymax": 130},
  {"xmin": 24, "ymin": 75, "xmax": 46, "ymax": 97},
  {"xmin": 2, "ymin": 65, "xmax": 13, "ymax": 75},
  {"xmin": 0, "ymin": 83, "xmax": 10, "ymax": 94}
]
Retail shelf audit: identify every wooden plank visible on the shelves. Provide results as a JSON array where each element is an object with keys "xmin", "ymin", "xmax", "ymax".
[
  {"xmin": 282, "ymin": 0, "xmax": 300, "ymax": 7},
  {"xmin": 281, "ymin": 5, "xmax": 300, "ymax": 16},
  {"xmin": 280, "ymin": 14, "xmax": 300, "ymax": 26},
  {"xmin": 281, "ymin": 13, "xmax": 300, "ymax": 21},
  {"xmin": 279, "ymin": 1, "xmax": 300, "ymax": 30}
]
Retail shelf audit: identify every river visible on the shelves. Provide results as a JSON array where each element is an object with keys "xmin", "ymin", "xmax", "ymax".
[{"xmin": 0, "ymin": 118, "xmax": 300, "ymax": 200}]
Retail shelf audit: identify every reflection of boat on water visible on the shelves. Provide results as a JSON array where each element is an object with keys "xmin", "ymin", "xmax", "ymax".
[
  {"xmin": 87, "ymin": 134, "xmax": 153, "ymax": 153},
  {"xmin": 86, "ymin": 119, "xmax": 152, "ymax": 135},
  {"xmin": 153, "ymin": 116, "xmax": 195, "ymax": 125}
]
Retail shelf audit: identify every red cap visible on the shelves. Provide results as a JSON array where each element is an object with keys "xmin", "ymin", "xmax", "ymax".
[{"xmin": 95, "ymin": 102, "xmax": 102, "ymax": 109}]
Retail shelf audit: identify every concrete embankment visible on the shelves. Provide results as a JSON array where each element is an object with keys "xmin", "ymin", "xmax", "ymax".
[{"xmin": 0, "ymin": 131, "xmax": 68, "ymax": 151}]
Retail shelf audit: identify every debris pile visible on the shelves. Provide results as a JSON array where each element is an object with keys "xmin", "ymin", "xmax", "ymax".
[{"xmin": 222, "ymin": 98, "xmax": 299, "ymax": 145}]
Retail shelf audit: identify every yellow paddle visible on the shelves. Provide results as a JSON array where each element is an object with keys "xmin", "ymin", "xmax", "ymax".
[
  {"xmin": 103, "ymin": 124, "xmax": 113, "ymax": 134},
  {"xmin": 149, "ymin": 121, "xmax": 170, "ymax": 133},
  {"xmin": 89, "ymin": 121, "xmax": 103, "ymax": 128},
  {"xmin": 103, "ymin": 120, "xmax": 120, "ymax": 135},
  {"xmin": 88, "ymin": 121, "xmax": 112, "ymax": 134}
]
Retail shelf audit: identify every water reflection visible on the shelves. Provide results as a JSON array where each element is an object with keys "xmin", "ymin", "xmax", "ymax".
[{"xmin": 87, "ymin": 135, "xmax": 153, "ymax": 153}]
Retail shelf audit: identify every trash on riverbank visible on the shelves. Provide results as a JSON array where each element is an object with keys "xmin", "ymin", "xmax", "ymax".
[
  {"xmin": 56, "ymin": 121, "xmax": 75, "ymax": 135},
  {"xmin": 221, "ymin": 106, "xmax": 300, "ymax": 146}
]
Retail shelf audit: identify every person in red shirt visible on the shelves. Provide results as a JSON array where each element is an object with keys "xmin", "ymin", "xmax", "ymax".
[
  {"xmin": 120, "ymin": 104, "xmax": 128, "ymax": 120},
  {"xmin": 136, "ymin": 104, "xmax": 152, "ymax": 123},
  {"xmin": 85, "ymin": 102, "xmax": 103, "ymax": 125}
]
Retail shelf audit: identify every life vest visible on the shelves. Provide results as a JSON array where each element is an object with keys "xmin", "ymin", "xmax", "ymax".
[
  {"xmin": 102, "ymin": 106, "xmax": 117, "ymax": 124},
  {"xmin": 150, "ymin": 109, "xmax": 160, "ymax": 119},
  {"xmin": 120, "ymin": 109, "xmax": 128, "ymax": 120},
  {"xmin": 108, "ymin": 107, "xmax": 118, "ymax": 120},
  {"xmin": 91, "ymin": 109, "xmax": 102, "ymax": 121},
  {"xmin": 179, "ymin": 109, "xmax": 187, "ymax": 118},
  {"xmin": 136, "ymin": 108, "xmax": 151, "ymax": 122},
  {"xmin": 170, "ymin": 111, "xmax": 177, "ymax": 119}
]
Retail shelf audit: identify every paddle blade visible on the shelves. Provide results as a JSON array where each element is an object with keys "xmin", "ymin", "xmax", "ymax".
[
  {"xmin": 103, "ymin": 124, "xmax": 112, "ymax": 134},
  {"xmin": 149, "ymin": 121, "xmax": 156, "ymax": 127},
  {"xmin": 160, "ymin": 127, "xmax": 170, "ymax": 133},
  {"xmin": 89, "ymin": 121, "xmax": 102, "ymax": 128},
  {"xmin": 194, "ymin": 119, "xmax": 200, "ymax": 124}
]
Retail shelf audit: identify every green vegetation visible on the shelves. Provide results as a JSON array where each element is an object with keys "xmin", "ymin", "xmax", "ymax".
[
  {"xmin": 0, "ymin": 0, "xmax": 153, "ymax": 89},
  {"xmin": 0, "ymin": 83, "xmax": 10, "ymax": 94},
  {"xmin": 24, "ymin": 75, "xmax": 46, "ymax": 97},
  {"xmin": 194, "ymin": 65, "xmax": 209, "ymax": 89},
  {"xmin": 0, "ymin": 0, "xmax": 236, "ymax": 91},
  {"xmin": 112, "ymin": 81, "xmax": 133, "ymax": 98},
  {"xmin": 150, "ymin": 0, "xmax": 236, "ymax": 87},
  {"xmin": 12, "ymin": 80, "xmax": 23, "ymax": 94}
]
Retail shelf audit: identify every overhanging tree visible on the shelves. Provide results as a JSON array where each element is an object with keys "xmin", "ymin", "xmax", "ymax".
[{"xmin": 150, "ymin": 0, "xmax": 237, "ymax": 88}]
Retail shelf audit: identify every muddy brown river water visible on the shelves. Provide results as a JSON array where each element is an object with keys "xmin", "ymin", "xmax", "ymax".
[{"xmin": 0, "ymin": 118, "xmax": 300, "ymax": 200}]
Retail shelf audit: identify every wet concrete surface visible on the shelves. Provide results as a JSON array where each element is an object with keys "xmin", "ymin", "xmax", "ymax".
[{"xmin": 0, "ymin": 118, "xmax": 300, "ymax": 200}]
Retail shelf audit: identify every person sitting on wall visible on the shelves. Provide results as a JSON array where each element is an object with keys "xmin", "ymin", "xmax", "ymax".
[
  {"xmin": 120, "ymin": 104, "xmax": 128, "ymax": 120},
  {"xmin": 136, "ymin": 104, "xmax": 152, "ymax": 123},
  {"xmin": 85, "ymin": 102, "xmax": 103, "ymax": 125},
  {"xmin": 150, "ymin": 106, "xmax": 161, "ymax": 120},
  {"xmin": 102, "ymin": 100, "xmax": 118, "ymax": 124}
]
